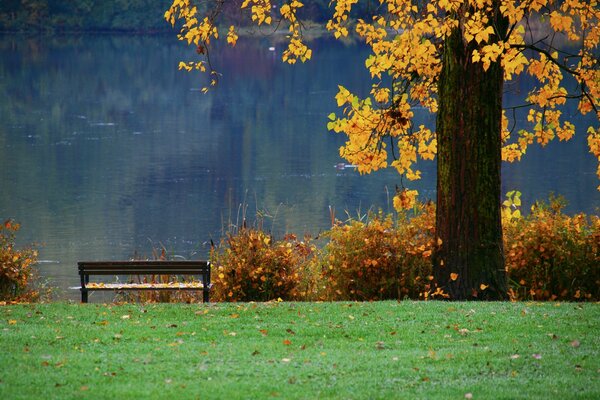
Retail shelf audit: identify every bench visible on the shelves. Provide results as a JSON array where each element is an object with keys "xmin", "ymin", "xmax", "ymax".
[{"xmin": 77, "ymin": 260, "xmax": 211, "ymax": 303}]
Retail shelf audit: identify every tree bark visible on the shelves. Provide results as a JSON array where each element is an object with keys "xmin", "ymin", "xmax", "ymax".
[{"xmin": 434, "ymin": 13, "xmax": 508, "ymax": 300}]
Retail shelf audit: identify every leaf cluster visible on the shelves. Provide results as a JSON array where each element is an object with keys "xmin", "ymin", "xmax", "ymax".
[
  {"xmin": 503, "ymin": 196, "xmax": 600, "ymax": 301},
  {"xmin": 0, "ymin": 220, "xmax": 39, "ymax": 302},
  {"xmin": 317, "ymin": 204, "xmax": 435, "ymax": 301},
  {"xmin": 210, "ymin": 229, "xmax": 315, "ymax": 302},
  {"xmin": 210, "ymin": 197, "xmax": 599, "ymax": 302}
]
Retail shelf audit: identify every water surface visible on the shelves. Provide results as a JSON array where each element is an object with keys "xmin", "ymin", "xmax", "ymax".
[{"xmin": 0, "ymin": 34, "xmax": 597, "ymax": 298}]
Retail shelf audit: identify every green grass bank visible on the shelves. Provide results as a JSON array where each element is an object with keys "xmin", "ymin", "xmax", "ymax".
[{"xmin": 1, "ymin": 301, "xmax": 599, "ymax": 399}]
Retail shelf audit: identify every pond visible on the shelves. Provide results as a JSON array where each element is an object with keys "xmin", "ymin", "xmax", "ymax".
[{"xmin": 0, "ymin": 34, "xmax": 598, "ymax": 298}]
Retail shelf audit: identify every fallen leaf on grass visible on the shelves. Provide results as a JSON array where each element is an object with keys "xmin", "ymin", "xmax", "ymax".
[
  {"xmin": 283, "ymin": 339, "xmax": 292, "ymax": 346},
  {"xmin": 464, "ymin": 393, "xmax": 473, "ymax": 399},
  {"xmin": 286, "ymin": 328, "xmax": 296, "ymax": 335},
  {"xmin": 532, "ymin": 354, "xmax": 542, "ymax": 360},
  {"xmin": 281, "ymin": 358, "xmax": 291, "ymax": 363},
  {"xmin": 428, "ymin": 349, "xmax": 437, "ymax": 360},
  {"xmin": 259, "ymin": 329, "xmax": 268, "ymax": 336},
  {"xmin": 121, "ymin": 315, "xmax": 130, "ymax": 320},
  {"xmin": 570, "ymin": 340, "xmax": 581, "ymax": 348},
  {"xmin": 510, "ymin": 354, "xmax": 520, "ymax": 359},
  {"xmin": 8, "ymin": 320, "xmax": 17, "ymax": 325}
]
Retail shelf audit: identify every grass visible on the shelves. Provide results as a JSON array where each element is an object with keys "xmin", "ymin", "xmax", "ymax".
[{"xmin": 1, "ymin": 301, "xmax": 598, "ymax": 399}]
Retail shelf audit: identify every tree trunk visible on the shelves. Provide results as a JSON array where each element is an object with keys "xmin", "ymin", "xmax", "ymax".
[{"xmin": 434, "ymin": 16, "xmax": 508, "ymax": 300}]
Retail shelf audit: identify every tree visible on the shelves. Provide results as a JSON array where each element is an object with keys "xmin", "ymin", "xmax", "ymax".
[{"xmin": 166, "ymin": 0, "xmax": 600, "ymax": 300}]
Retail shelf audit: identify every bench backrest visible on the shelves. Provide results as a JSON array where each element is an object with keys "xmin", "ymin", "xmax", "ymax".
[{"xmin": 78, "ymin": 260, "xmax": 210, "ymax": 276}]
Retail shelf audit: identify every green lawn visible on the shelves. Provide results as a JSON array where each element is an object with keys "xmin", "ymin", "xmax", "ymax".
[{"xmin": 1, "ymin": 301, "xmax": 598, "ymax": 399}]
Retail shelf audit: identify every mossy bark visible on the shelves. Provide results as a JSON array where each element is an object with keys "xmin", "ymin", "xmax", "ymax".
[{"xmin": 434, "ymin": 12, "xmax": 508, "ymax": 300}]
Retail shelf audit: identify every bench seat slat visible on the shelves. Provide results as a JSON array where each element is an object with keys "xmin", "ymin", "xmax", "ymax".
[{"xmin": 87, "ymin": 282, "xmax": 206, "ymax": 289}]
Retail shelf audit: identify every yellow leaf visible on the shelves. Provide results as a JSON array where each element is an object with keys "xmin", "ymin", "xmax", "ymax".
[
  {"xmin": 450, "ymin": 273, "xmax": 459, "ymax": 281},
  {"xmin": 480, "ymin": 284, "xmax": 489, "ymax": 290}
]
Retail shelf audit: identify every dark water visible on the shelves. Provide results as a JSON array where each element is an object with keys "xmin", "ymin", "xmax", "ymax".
[{"xmin": 0, "ymin": 35, "xmax": 598, "ymax": 298}]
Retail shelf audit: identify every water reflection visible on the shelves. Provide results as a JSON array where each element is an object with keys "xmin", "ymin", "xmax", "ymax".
[{"xmin": 0, "ymin": 34, "xmax": 597, "ymax": 297}]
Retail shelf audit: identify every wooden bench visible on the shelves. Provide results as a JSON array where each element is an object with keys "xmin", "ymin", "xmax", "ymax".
[{"xmin": 77, "ymin": 260, "xmax": 211, "ymax": 303}]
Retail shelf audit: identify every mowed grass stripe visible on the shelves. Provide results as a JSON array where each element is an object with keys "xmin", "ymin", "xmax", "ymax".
[{"xmin": 1, "ymin": 301, "xmax": 598, "ymax": 399}]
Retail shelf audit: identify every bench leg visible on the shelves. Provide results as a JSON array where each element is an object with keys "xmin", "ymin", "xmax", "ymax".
[
  {"xmin": 203, "ymin": 288, "xmax": 209, "ymax": 303},
  {"xmin": 81, "ymin": 289, "xmax": 88, "ymax": 303}
]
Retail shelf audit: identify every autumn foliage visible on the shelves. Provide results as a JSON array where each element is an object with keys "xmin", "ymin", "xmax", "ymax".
[
  {"xmin": 504, "ymin": 196, "xmax": 600, "ymax": 301},
  {"xmin": 210, "ymin": 198, "xmax": 598, "ymax": 302},
  {"xmin": 166, "ymin": 0, "xmax": 600, "ymax": 209},
  {"xmin": 318, "ymin": 204, "xmax": 435, "ymax": 301},
  {"xmin": 210, "ymin": 229, "xmax": 315, "ymax": 302},
  {"xmin": 0, "ymin": 220, "xmax": 39, "ymax": 302}
]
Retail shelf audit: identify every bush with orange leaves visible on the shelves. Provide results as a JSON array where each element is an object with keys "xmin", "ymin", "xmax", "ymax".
[
  {"xmin": 503, "ymin": 196, "xmax": 600, "ymax": 301},
  {"xmin": 318, "ymin": 203, "xmax": 436, "ymax": 301},
  {"xmin": 210, "ymin": 229, "xmax": 315, "ymax": 302},
  {"xmin": 0, "ymin": 220, "xmax": 39, "ymax": 302}
]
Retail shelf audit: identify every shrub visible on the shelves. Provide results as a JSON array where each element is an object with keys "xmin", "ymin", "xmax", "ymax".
[
  {"xmin": 0, "ymin": 220, "xmax": 39, "ymax": 302},
  {"xmin": 318, "ymin": 203, "xmax": 435, "ymax": 301},
  {"xmin": 210, "ymin": 229, "xmax": 315, "ymax": 302},
  {"xmin": 116, "ymin": 248, "xmax": 205, "ymax": 304},
  {"xmin": 503, "ymin": 196, "xmax": 600, "ymax": 301}
]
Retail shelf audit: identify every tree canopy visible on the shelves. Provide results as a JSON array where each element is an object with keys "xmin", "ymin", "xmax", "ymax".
[
  {"xmin": 166, "ymin": 0, "xmax": 599, "ymax": 204},
  {"xmin": 166, "ymin": 0, "xmax": 599, "ymax": 299}
]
